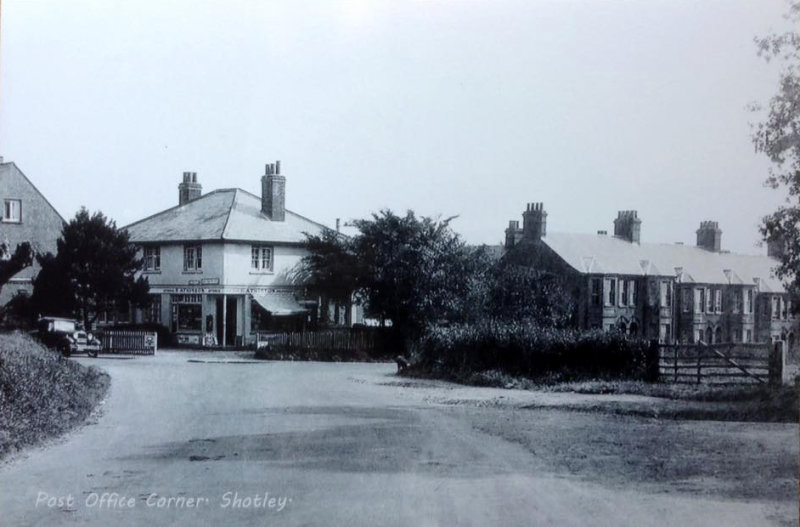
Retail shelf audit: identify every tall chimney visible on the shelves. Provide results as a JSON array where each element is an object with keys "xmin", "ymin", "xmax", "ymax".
[
  {"xmin": 505, "ymin": 220, "xmax": 523, "ymax": 248},
  {"xmin": 522, "ymin": 202, "xmax": 547, "ymax": 241},
  {"xmin": 178, "ymin": 172, "xmax": 202, "ymax": 205},
  {"xmin": 696, "ymin": 221, "xmax": 722, "ymax": 252},
  {"xmin": 261, "ymin": 160, "xmax": 286, "ymax": 221},
  {"xmin": 613, "ymin": 210, "xmax": 641, "ymax": 244}
]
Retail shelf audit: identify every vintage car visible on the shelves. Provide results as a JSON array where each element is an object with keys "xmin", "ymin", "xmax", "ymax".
[{"xmin": 33, "ymin": 317, "xmax": 101, "ymax": 357}]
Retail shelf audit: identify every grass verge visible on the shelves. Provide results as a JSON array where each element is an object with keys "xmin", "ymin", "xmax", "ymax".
[
  {"xmin": 0, "ymin": 332, "xmax": 110, "ymax": 458},
  {"xmin": 403, "ymin": 366, "xmax": 800, "ymax": 422}
]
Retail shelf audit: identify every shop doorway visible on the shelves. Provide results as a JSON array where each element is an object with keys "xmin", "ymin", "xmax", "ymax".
[{"xmin": 215, "ymin": 296, "xmax": 238, "ymax": 346}]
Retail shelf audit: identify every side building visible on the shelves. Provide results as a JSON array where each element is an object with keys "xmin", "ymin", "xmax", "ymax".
[
  {"xmin": 503, "ymin": 203, "xmax": 798, "ymax": 352},
  {"xmin": 125, "ymin": 161, "xmax": 359, "ymax": 346},
  {"xmin": 0, "ymin": 159, "xmax": 65, "ymax": 306}
]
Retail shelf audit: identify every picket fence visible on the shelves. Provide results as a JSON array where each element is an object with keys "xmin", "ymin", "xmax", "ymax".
[
  {"xmin": 256, "ymin": 329, "xmax": 376, "ymax": 353},
  {"xmin": 100, "ymin": 330, "xmax": 157, "ymax": 355}
]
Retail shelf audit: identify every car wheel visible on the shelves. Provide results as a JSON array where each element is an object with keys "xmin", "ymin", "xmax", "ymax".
[{"xmin": 60, "ymin": 343, "xmax": 71, "ymax": 357}]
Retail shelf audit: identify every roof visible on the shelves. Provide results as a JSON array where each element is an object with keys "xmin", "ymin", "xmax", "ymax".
[
  {"xmin": 124, "ymin": 189, "xmax": 329, "ymax": 244},
  {"xmin": 541, "ymin": 232, "xmax": 785, "ymax": 291}
]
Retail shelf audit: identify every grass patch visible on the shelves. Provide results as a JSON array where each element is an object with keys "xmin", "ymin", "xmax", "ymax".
[
  {"xmin": 404, "ymin": 367, "xmax": 800, "ymax": 422},
  {"xmin": 0, "ymin": 332, "xmax": 110, "ymax": 458}
]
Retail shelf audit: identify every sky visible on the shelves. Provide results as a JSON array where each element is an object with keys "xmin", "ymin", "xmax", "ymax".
[{"xmin": 0, "ymin": 0, "xmax": 794, "ymax": 254}]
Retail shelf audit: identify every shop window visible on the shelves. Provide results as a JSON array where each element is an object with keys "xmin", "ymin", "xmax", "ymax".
[{"xmin": 177, "ymin": 304, "xmax": 202, "ymax": 331}]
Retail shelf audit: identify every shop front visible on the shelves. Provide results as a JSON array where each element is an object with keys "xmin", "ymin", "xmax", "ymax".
[{"xmin": 152, "ymin": 285, "xmax": 311, "ymax": 347}]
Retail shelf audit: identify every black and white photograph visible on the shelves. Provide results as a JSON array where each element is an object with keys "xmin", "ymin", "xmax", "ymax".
[{"xmin": 0, "ymin": 1, "xmax": 798, "ymax": 525}]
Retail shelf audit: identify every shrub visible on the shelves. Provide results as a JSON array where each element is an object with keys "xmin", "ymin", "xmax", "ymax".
[
  {"xmin": 0, "ymin": 332, "xmax": 109, "ymax": 457},
  {"xmin": 415, "ymin": 320, "xmax": 657, "ymax": 382}
]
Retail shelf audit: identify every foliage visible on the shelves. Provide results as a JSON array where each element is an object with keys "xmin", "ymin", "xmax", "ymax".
[
  {"xmin": 488, "ymin": 263, "xmax": 575, "ymax": 328},
  {"xmin": 751, "ymin": 1, "xmax": 800, "ymax": 297},
  {"xmin": 349, "ymin": 210, "xmax": 481, "ymax": 340},
  {"xmin": 0, "ymin": 241, "xmax": 34, "ymax": 290},
  {"xmin": 415, "ymin": 320, "xmax": 657, "ymax": 382},
  {"xmin": 0, "ymin": 332, "xmax": 109, "ymax": 458},
  {"xmin": 30, "ymin": 208, "xmax": 149, "ymax": 327},
  {"xmin": 302, "ymin": 210, "xmax": 483, "ymax": 342}
]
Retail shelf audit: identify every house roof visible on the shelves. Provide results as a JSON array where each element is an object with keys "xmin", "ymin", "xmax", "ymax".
[
  {"xmin": 124, "ymin": 188, "xmax": 328, "ymax": 244},
  {"xmin": 541, "ymin": 232, "xmax": 784, "ymax": 291}
]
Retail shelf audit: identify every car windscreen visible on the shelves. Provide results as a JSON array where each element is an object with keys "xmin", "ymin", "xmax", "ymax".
[{"xmin": 51, "ymin": 320, "xmax": 76, "ymax": 332}]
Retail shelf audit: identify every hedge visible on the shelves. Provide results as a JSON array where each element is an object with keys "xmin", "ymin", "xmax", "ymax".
[{"xmin": 416, "ymin": 320, "xmax": 658, "ymax": 382}]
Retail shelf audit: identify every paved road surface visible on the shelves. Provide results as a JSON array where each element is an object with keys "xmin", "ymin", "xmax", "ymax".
[{"xmin": 0, "ymin": 351, "xmax": 796, "ymax": 526}]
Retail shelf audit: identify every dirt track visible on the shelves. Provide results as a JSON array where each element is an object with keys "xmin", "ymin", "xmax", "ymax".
[{"xmin": 0, "ymin": 351, "xmax": 796, "ymax": 526}]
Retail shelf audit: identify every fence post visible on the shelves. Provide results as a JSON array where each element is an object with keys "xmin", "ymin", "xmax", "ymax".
[
  {"xmin": 769, "ymin": 341, "xmax": 787, "ymax": 386},
  {"xmin": 646, "ymin": 340, "xmax": 659, "ymax": 382}
]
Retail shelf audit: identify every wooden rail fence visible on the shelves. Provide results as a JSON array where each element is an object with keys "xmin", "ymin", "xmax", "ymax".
[
  {"xmin": 658, "ymin": 341, "xmax": 788, "ymax": 385},
  {"xmin": 100, "ymin": 330, "xmax": 157, "ymax": 355}
]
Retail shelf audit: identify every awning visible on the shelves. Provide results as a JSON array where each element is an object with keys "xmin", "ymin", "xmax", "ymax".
[{"xmin": 251, "ymin": 292, "xmax": 308, "ymax": 316}]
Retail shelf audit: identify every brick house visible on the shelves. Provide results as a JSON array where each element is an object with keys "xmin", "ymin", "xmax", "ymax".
[
  {"xmin": 0, "ymin": 159, "xmax": 65, "ymax": 306},
  {"xmin": 125, "ymin": 161, "xmax": 359, "ymax": 346},
  {"xmin": 503, "ymin": 203, "xmax": 798, "ymax": 352}
]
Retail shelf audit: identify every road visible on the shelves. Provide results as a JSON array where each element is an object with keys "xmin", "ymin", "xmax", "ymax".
[{"xmin": 0, "ymin": 351, "xmax": 797, "ymax": 526}]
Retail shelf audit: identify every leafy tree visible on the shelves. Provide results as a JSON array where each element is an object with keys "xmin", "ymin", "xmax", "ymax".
[
  {"xmin": 751, "ymin": 1, "xmax": 800, "ymax": 297},
  {"xmin": 488, "ymin": 263, "xmax": 575, "ymax": 329},
  {"xmin": 0, "ymin": 242, "xmax": 34, "ymax": 291},
  {"xmin": 300, "ymin": 229, "xmax": 362, "ymax": 325},
  {"xmin": 30, "ymin": 208, "xmax": 149, "ymax": 328},
  {"xmin": 350, "ymin": 210, "xmax": 478, "ymax": 341},
  {"xmin": 302, "ymin": 210, "xmax": 482, "ymax": 344}
]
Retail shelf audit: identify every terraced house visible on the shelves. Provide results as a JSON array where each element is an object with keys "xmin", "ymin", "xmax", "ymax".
[
  {"xmin": 503, "ymin": 203, "xmax": 798, "ymax": 353},
  {"xmin": 125, "ymin": 161, "xmax": 358, "ymax": 346}
]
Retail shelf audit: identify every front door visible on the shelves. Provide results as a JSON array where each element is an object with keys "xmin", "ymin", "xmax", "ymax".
[
  {"xmin": 226, "ymin": 296, "xmax": 237, "ymax": 346},
  {"xmin": 215, "ymin": 296, "xmax": 239, "ymax": 346}
]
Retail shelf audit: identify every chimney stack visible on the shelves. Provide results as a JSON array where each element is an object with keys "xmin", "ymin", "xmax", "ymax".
[
  {"xmin": 505, "ymin": 220, "xmax": 523, "ymax": 248},
  {"xmin": 696, "ymin": 221, "xmax": 722, "ymax": 252},
  {"xmin": 261, "ymin": 160, "xmax": 286, "ymax": 221},
  {"xmin": 613, "ymin": 210, "xmax": 641, "ymax": 244},
  {"xmin": 522, "ymin": 202, "xmax": 547, "ymax": 241},
  {"xmin": 767, "ymin": 233, "xmax": 786, "ymax": 260},
  {"xmin": 178, "ymin": 171, "xmax": 202, "ymax": 205}
]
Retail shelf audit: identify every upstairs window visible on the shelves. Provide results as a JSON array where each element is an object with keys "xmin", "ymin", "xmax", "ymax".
[
  {"xmin": 251, "ymin": 245, "xmax": 273, "ymax": 272},
  {"xmin": 144, "ymin": 246, "xmax": 161, "ymax": 271},
  {"xmin": 714, "ymin": 289, "xmax": 722, "ymax": 313},
  {"xmin": 746, "ymin": 289, "xmax": 754, "ymax": 314},
  {"xmin": 660, "ymin": 281, "xmax": 672, "ymax": 308},
  {"xmin": 733, "ymin": 290, "xmax": 743, "ymax": 313},
  {"xmin": 590, "ymin": 278, "xmax": 602, "ymax": 307},
  {"xmin": 183, "ymin": 245, "xmax": 202, "ymax": 271},
  {"xmin": 604, "ymin": 278, "xmax": 616, "ymax": 307},
  {"xmin": 620, "ymin": 280, "xmax": 629, "ymax": 306},
  {"xmin": 695, "ymin": 288, "xmax": 704, "ymax": 313},
  {"xmin": 630, "ymin": 280, "xmax": 637, "ymax": 306},
  {"xmin": 681, "ymin": 288, "xmax": 692, "ymax": 313},
  {"xmin": 2, "ymin": 199, "xmax": 21, "ymax": 222}
]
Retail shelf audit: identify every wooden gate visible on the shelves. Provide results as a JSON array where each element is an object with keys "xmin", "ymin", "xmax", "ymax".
[{"xmin": 658, "ymin": 342, "xmax": 787, "ymax": 385}]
